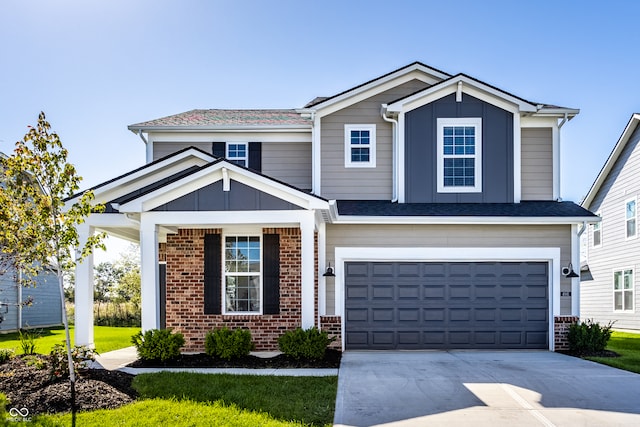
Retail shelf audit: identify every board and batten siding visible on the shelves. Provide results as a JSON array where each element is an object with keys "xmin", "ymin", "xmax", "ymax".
[
  {"xmin": 521, "ymin": 128, "xmax": 553, "ymax": 200},
  {"xmin": 581, "ymin": 123, "xmax": 640, "ymax": 330},
  {"xmin": 320, "ymin": 80, "xmax": 430, "ymax": 200},
  {"xmin": 324, "ymin": 223, "xmax": 573, "ymax": 316}
]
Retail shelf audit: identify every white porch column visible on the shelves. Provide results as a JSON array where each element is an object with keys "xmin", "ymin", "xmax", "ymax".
[
  {"xmin": 300, "ymin": 211, "xmax": 315, "ymax": 329},
  {"xmin": 74, "ymin": 224, "xmax": 95, "ymax": 347},
  {"xmin": 140, "ymin": 213, "xmax": 160, "ymax": 331},
  {"xmin": 317, "ymin": 222, "xmax": 326, "ymax": 322}
]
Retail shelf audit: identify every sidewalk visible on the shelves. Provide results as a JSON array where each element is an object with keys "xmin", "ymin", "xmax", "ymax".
[{"xmin": 93, "ymin": 346, "xmax": 338, "ymax": 377}]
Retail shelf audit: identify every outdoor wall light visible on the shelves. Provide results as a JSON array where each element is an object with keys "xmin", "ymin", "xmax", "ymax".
[
  {"xmin": 323, "ymin": 262, "xmax": 335, "ymax": 277},
  {"xmin": 563, "ymin": 262, "xmax": 579, "ymax": 278}
]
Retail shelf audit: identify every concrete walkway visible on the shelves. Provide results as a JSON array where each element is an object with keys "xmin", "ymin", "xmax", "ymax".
[
  {"xmin": 334, "ymin": 350, "xmax": 640, "ymax": 427},
  {"xmin": 93, "ymin": 346, "xmax": 337, "ymax": 376}
]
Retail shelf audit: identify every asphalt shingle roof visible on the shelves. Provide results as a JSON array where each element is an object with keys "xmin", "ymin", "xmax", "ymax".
[
  {"xmin": 336, "ymin": 200, "xmax": 597, "ymax": 218},
  {"xmin": 129, "ymin": 109, "xmax": 310, "ymax": 129}
]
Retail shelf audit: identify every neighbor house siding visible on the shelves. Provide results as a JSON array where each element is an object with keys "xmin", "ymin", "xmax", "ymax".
[
  {"xmin": 581, "ymin": 124, "xmax": 640, "ymax": 330},
  {"xmin": 324, "ymin": 224, "xmax": 572, "ymax": 316},
  {"xmin": 521, "ymin": 128, "xmax": 553, "ymax": 200},
  {"xmin": 320, "ymin": 79, "xmax": 430, "ymax": 200}
]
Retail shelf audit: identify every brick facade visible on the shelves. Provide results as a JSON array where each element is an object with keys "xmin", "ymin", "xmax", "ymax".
[
  {"xmin": 164, "ymin": 227, "xmax": 305, "ymax": 352},
  {"xmin": 320, "ymin": 316, "xmax": 342, "ymax": 350},
  {"xmin": 554, "ymin": 316, "xmax": 579, "ymax": 351}
]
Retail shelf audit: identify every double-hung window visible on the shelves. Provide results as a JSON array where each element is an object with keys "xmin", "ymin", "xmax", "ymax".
[
  {"xmin": 345, "ymin": 124, "xmax": 376, "ymax": 167},
  {"xmin": 613, "ymin": 269, "xmax": 634, "ymax": 311},
  {"xmin": 626, "ymin": 198, "xmax": 637, "ymax": 239},
  {"xmin": 227, "ymin": 143, "xmax": 248, "ymax": 167},
  {"xmin": 592, "ymin": 214, "xmax": 602, "ymax": 247},
  {"xmin": 437, "ymin": 118, "xmax": 482, "ymax": 193},
  {"xmin": 224, "ymin": 236, "xmax": 261, "ymax": 313}
]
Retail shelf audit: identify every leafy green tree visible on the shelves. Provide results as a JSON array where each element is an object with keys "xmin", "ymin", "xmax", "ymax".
[
  {"xmin": 94, "ymin": 261, "xmax": 125, "ymax": 302},
  {"xmin": 0, "ymin": 112, "xmax": 105, "ymax": 425}
]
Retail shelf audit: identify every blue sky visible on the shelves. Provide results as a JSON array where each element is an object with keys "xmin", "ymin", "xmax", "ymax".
[{"xmin": 1, "ymin": 0, "xmax": 639, "ymax": 206}]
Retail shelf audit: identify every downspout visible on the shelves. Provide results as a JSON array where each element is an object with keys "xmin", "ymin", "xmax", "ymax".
[
  {"xmin": 381, "ymin": 105, "xmax": 399, "ymax": 202},
  {"xmin": 136, "ymin": 130, "xmax": 152, "ymax": 164},
  {"xmin": 556, "ymin": 113, "xmax": 569, "ymax": 201}
]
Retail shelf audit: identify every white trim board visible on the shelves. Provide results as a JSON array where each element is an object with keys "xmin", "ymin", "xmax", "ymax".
[{"xmin": 333, "ymin": 246, "xmax": 561, "ymax": 351}]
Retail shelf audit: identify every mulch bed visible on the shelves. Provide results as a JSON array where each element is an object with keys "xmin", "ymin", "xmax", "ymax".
[
  {"xmin": 558, "ymin": 349, "xmax": 620, "ymax": 358},
  {"xmin": 127, "ymin": 349, "xmax": 342, "ymax": 369},
  {"xmin": 0, "ymin": 350, "xmax": 341, "ymax": 416}
]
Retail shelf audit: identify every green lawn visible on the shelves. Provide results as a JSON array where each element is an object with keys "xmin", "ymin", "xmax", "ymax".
[
  {"xmin": 587, "ymin": 331, "xmax": 640, "ymax": 374},
  {"xmin": 28, "ymin": 373, "xmax": 338, "ymax": 427},
  {"xmin": 0, "ymin": 326, "xmax": 139, "ymax": 354}
]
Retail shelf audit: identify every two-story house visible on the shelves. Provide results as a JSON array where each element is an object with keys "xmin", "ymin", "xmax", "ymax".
[
  {"xmin": 68, "ymin": 62, "xmax": 597, "ymax": 352},
  {"xmin": 581, "ymin": 113, "xmax": 640, "ymax": 330}
]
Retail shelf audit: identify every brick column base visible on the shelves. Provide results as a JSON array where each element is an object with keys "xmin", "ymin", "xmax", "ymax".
[
  {"xmin": 320, "ymin": 316, "xmax": 342, "ymax": 351},
  {"xmin": 554, "ymin": 316, "xmax": 579, "ymax": 351}
]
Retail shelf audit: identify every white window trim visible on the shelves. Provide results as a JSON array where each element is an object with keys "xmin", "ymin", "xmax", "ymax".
[
  {"xmin": 437, "ymin": 117, "xmax": 482, "ymax": 193},
  {"xmin": 592, "ymin": 212, "xmax": 602, "ymax": 248},
  {"xmin": 344, "ymin": 124, "xmax": 376, "ymax": 168},
  {"xmin": 613, "ymin": 268, "xmax": 634, "ymax": 313},
  {"xmin": 625, "ymin": 197, "xmax": 637, "ymax": 240},
  {"xmin": 222, "ymin": 233, "xmax": 262, "ymax": 315},
  {"xmin": 226, "ymin": 142, "xmax": 248, "ymax": 167}
]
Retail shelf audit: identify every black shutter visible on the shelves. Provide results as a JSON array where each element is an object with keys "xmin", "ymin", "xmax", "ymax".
[
  {"xmin": 248, "ymin": 142, "xmax": 262, "ymax": 172},
  {"xmin": 204, "ymin": 234, "xmax": 221, "ymax": 314},
  {"xmin": 263, "ymin": 233, "xmax": 280, "ymax": 314},
  {"xmin": 212, "ymin": 142, "xmax": 226, "ymax": 158}
]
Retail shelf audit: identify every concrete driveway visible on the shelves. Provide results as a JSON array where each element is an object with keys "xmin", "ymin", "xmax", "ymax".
[{"xmin": 334, "ymin": 351, "xmax": 640, "ymax": 427}]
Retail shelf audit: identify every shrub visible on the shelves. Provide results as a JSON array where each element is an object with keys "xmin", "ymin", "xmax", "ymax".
[
  {"xmin": 0, "ymin": 348, "xmax": 15, "ymax": 364},
  {"xmin": 18, "ymin": 328, "xmax": 40, "ymax": 355},
  {"xmin": 24, "ymin": 354, "xmax": 46, "ymax": 370},
  {"xmin": 205, "ymin": 327, "xmax": 254, "ymax": 360},
  {"xmin": 568, "ymin": 319, "xmax": 613, "ymax": 353},
  {"xmin": 278, "ymin": 327, "xmax": 334, "ymax": 360},
  {"xmin": 131, "ymin": 329, "xmax": 185, "ymax": 361},
  {"xmin": 49, "ymin": 343, "xmax": 97, "ymax": 379}
]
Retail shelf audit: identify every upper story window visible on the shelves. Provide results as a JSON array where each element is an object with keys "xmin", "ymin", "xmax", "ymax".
[
  {"xmin": 224, "ymin": 235, "xmax": 261, "ymax": 314},
  {"xmin": 626, "ymin": 198, "xmax": 637, "ymax": 239},
  {"xmin": 592, "ymin": 217, "xmax": 602, "ymax": 248},
  {"xmin": 345, "ymin": 124, "xmax": 376, "ymax": 168},
  {"xmin": 227, "ymin": 143, "xmax": 248, "ymax": 167},
  {"xmin": 613, "ymin": 268, "xmax": 634, "ymax": 312},
  {"xmin": 437, "ymin": 118, "xmax": 482, "ymax": 193}
]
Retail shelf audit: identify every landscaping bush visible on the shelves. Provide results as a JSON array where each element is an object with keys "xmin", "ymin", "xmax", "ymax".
[
  {"xmin": 568, "ymin": 319, "xmax": 613, "ymax": 353},
  {"xmin": 205, "ymin": 327, "xmax": 254, "ymax": 360},
  {"xmin": 278, "ymin": 327, "xmax": 334, "ymax": 360},
  {"xmin": 0, "ymin": 348, "xmax": 14, "ymax": 364},
  {"xmin": 131, "ymin": 329, "xmax": 185, "ymax": 362},
  {"xmin": 18, "ymin": 328, "xmax": 40, "ymax": 355},
  {"xmin": 49, "ymin": 343, "xmax": 97, "ymax": 379}
]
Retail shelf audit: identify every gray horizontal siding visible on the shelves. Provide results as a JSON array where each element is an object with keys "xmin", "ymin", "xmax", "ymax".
[
  {"xmin": 153, "ymin": 142, "xmax": 212, "ymax": 160},
  {"xmin": 521, "ymin": 128, "xmax": 553, "ymax": 200},
  {"xmin": 262, "ymin": 142, "xmax": 311, "ymax": 190},
  {"xmin": 0, "ymin": 271, "xmax": 19, "ymax": 331},
  {"xmin": 321, "ymin": 79, "xmax": 430, "ymax": 200},
  {"xmin": 582, "ymin": 123, "xmax": 640, "ymax": 330},
  {"xmin": 324, "ymin": 224, "xmax": 572, "ymax": 316}
]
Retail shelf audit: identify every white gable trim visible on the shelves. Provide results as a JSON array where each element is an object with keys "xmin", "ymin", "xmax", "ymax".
[
  {"xmin": 118, "ymin": 161, "xmax": 329, "ymax": 212},
  {"xmin": 386, "ymin": 75, "xmax": 534, "ymax": 114},
  {"xmin": 65, "ymin": 148, "xmax": 215, "ymax": 209},
  {"xmin": 314, "ymin": 66, "xmax": 448, "ymax": 118},
  {"xmin": 582, "ymin": 113, "xmax": 640, "ymax": 208}
]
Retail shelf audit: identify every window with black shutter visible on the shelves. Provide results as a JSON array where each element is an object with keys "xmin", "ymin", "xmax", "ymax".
[
  {"xmin": 262, "ymin": 233, "xmax": 280, "ymax": 314},
  {"xmin": 211, "ymin": 142, "xmax": 261, "ymax": 172}
]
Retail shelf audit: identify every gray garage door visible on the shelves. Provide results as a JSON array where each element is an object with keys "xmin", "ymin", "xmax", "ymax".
[{"xmin": 345, "ymin": 261, "xmax": 549, "ymax": 350}]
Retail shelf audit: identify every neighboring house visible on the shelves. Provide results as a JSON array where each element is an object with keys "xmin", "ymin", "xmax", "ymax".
[
  {"xmin": 0, "ymin": 265, "xmax": 62, "ymax": 332},
  {"xmin": 68, "ymin": 62, "xmax": 597, "ymax": 352},
  {"xmin": 580, "ymin": 113, "xmax": 640, "ymax": 330}
]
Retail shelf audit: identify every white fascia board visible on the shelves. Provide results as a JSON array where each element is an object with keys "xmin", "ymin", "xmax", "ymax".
[
  {"xmin": 131, "ymin": 125, "xmax": 311, "ymax": 132},
  {"xmin": 139, "ymin": 210, "xmax": 314, "ymax": 228},
  {"xmin": 520, "ymin": 116, "xmax": 561, "ymax": 127},
  {"xmin": 119, "ymin": 162, "xmax": 329, "ymax": 212},
  {"xmin": 83, "ymin": 213, "xmax": 136, "ymax": 228},
  {"xmin": 387, "ymin": 76, "xmax": 533, "ymax": 114},
  {"xmin": 315, "ymin": 69, "xmax": 443, "ymax": 118},
  {"xmin": 582, "ymin": 114, "xmax": 640, "ymax": 208},
  {"xmin": 65, "ymin": 149, "xmax": 214, "ymax": 208},
  {"xmin": 332, "ymin": 215, "xmax": 601, "ymax": 225},
  {"xmin": 531, "ymin": 108, "xmax": 580, "ymax": 118}
]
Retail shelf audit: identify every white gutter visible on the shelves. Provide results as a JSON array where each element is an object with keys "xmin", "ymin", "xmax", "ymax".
[{"xmin": 381, "ymin": 105, "xmax": 399, "ymax": 202}]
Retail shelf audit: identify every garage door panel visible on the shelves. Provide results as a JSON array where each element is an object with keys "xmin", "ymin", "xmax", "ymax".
[{"xmin": 345, "ymin": 261, "xmax": 549, "ymax": 350}]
